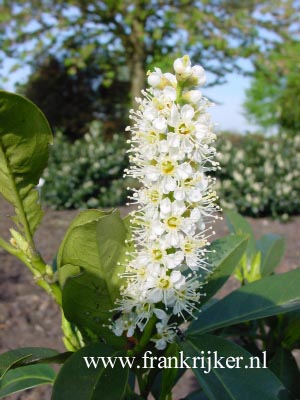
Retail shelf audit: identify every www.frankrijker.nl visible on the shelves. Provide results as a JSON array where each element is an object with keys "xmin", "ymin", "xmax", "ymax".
[{"xmin": 83, "ymin": 350, "xmax": 267, "ymax": 374}]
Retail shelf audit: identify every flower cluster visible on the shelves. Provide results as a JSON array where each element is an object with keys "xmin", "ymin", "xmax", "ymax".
[{"xmin": 112, "ymin": 55, "xmax": 220, "ymax": 349}]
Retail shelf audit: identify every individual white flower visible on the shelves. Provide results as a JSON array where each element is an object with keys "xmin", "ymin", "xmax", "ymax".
[
  {"xmin": 173, "ymin": 55, "xmax": 192, "ymax": 79},
  {"xmin": 182, "ymin": 90, "xmax": 202, "ymax": 105},
  {"xmin": 151, "ymin": 310, "xmax": 177, "ymax": 350},
  {"xmin": 146, "ymin": 270, "xmax": 186, "ymax": 305},
  {"xmin": 190, "ymin": 65, "xmax": 206, "ymax": 86},
  {"xmin": 180, "ymin": 234, "xmax": 208, "ymax": 270},
  {"xmin": 112, "ymin": 313, "xmax": 136, "ymax": 337}
]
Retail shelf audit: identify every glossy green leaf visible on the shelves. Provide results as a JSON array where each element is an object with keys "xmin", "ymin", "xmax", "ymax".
[
  {"xmin": 203, "ymin": 235, "xmax": 248, "ymax": 302},
  {"xmin": 188, "ymin": 269, "xmax": 300, "ymax": 335},
  {"xmin": 62, "ymin": 270, "xmax": 126, "ymax": 349},
  {"xmin": 58, "ymin": 263, "xmax": 80, "ymax": 287},
  {"xmin": 57, "ymin": 209, "xmax": 111, "ymax": 282},
  {"xmin": 269, "ymin": 347, "xmax": 300, "ymax": 397},
  {"xmin": 51, "ymin": 343, "xmax": 129, "ymax": 400},
  {"xmin": 224, "ymin": 210, "xmax": 256, "ymax": 256},
  {"xmin": 0, "ymin": 364, "xmax": 55, "ymax": 398},
  {"xmin": 179, "ymin": 335, "xmax": 293, "ymax": 400},
  {"xmin": 0, "ymin": 347, "xmax": 58, "ymax": 379},
  {"xmin": 257, "ymin": 234, "xmax": 285, "ymax": 276},
  {"xmin": 58, "ymin": 209, "xmax": 128, "ymax": 303},
  {"xmin": 57, "ymin": 209, "xmax": 107, "ymax": 274},
  {"xmin": 96, "ymin": 210, "xmax": 129, "ymax": 301},
  {"xmin": 0, "ymin": 91, "xmax": 52, "ymax": 235}
]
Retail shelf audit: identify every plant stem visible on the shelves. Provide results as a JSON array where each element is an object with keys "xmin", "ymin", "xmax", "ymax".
[
  {"xmin": 61, "ymin": 313, "xmax": 83, "ymax": 351},
  {"xmin": 0, "ymin": 236, "xmax": 62, "ymax": 305},
  {"xmin": 132, "ymin": 315, "xmax": 157, "ymax": 355}
]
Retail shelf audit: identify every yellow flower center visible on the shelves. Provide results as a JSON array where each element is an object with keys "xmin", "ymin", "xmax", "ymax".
[
  {"xmin": 178, "ymin": 122, "xmax": 191, "ymax": 135},
  {"xmin": 166, "ymin": 216, "xmax": 180, "ymax": 229},
  {"xmin": 158, "ymin": 277, "xmax": 172, "ymax": 289},
  {"xmin": 152, "ymin": 249, "xmax": 163, "ymax": 261},
  {"xmin": 138, "ymin": 268, "xmax": 146, "ymax": 277},
  {"xmin": 184, "ymin": 240, "xmax": 195, "ymax": 253},
  {"xmin": 161, "ymin": 159, "xmax": 175, "ymax": 175},
  {"xmin": 149, "ymin": 189, "xmax": 160, "ymax": 203},
  {"xmin": 146, "ymin": 131, "xmax": 159, "ymax": 144}
]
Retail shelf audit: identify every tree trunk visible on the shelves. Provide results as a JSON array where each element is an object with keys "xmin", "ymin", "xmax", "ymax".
[
  {"xmin": 130, "ymin": 53, "xmax": 146, "ymax": 108},
  {"xmin": 128, "ymin": 19, "xmax": 147, "ymax": 108}
]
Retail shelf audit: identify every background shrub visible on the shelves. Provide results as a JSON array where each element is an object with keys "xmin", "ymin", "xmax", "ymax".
[
  {"xmin": 215, "ymin": 132, "xmax": 300, "ymax": 219},
  {"xmin": 43, "ymin": 125, "xmax": 300, "ymax": 219},
  {"xmin": 42, "ymin": 121, "xmax": 130, "ymax": 209}
]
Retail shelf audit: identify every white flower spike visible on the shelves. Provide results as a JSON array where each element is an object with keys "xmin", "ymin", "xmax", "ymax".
[{"xmin": 112, "ymin": 55, "xmax": 220, "ymax": 350}]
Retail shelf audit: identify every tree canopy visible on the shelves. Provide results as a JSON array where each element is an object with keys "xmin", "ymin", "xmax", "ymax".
[
  {"xmin": 17, "ymin": 55, "xmax": 130, "ymax": 138},
  {"xmin": 1, "ymin": 0, "xmax": 299, "ymax": 138},
  {"xmin": 244, "ymin": 39, "xmax": 300, "ymax": 134}
]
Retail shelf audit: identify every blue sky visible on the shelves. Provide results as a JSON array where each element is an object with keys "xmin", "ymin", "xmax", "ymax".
[
  {"xmin": 202, "ymin": 73, "xmax": 259, "ymax": 133},
  {"xmin": 1, "ymin": 58, "xmax": 258, "ymax": 134}
]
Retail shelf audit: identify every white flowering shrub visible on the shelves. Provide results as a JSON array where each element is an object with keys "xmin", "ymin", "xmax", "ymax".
[
  {"xmin": 43, "ymin": 121, "xmax": 130, "ymax": 209},
  {"xmin": 215, "ymin": 132, "xmax": 300, "ymax": 219},
  {"xmin": 1, "ymin": 62, "xmax": 300, "ymax": 400}
]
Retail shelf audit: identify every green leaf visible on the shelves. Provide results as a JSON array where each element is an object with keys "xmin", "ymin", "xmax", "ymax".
[
  {"xmin": 203, "ymin": 235, "xmax": 248, "ymax": 302},
  {"xmin": 58, "ymin": 263, "xmax": 81, "ymax": 287},
  {"xmin": 0, "ymin": 347, "xmax": 58, "ymax": 379},
  {"xmin": 179, "ymin": 335, "xmax": 293, "ymax": 400},
  {"xmin": 224, "ymin": 210, "xmax": 256, "ymax": 257},
  {"xmin": 57, "ymin": 209, "xmax": 107, "ymax": 272},
  {"xmin": 62, "ymin": 270, "xmax": 126, "ymax": 349},
  {"xmin": 59, "ymin": 210, "xmax": 131, "ymax": 344},
  {"xmin": 0, "ymin": 91, "xmax": 52, "ymax": 236},
  {"xmin": 184, "ymin": 390, "xmax": 208, "ymax": 399},
  {"xmin": 257, "ymin": 234, "xmax": 285, "ymax": 276},
  {"xmin": 159, "ymin": 343, "xmax": 181, "ymax": 400},
  {"xmin": 281, "ymin": 309, "xmax": 300, "ymax": 349},
  {"xmin": 269, "ymin": 347, "xmax": 300, "ymax": 397},
  {"xmin": 51, "ymin": 343, "xmax": 129, "ymax": 400},
  {"xmin": 57, "ymin": 209, "xmax": 111, "ymax": 282},
  {"xmin": 188, "ymin": 269, "xmax": 300, "ymax": 335},
  {"xmin": 0, "ymin": 364, "xmax": 55, "ymax": 398},
  {"xmin": 58, "ymin": 209, "xmax": 128, "ymax": 302},
  {"xmin": 96, "ymin": 210, "xmax": 130, "ymax": 301}
]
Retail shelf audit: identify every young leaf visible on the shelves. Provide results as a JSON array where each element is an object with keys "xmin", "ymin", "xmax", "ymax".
[
  {"xmin": 188, "ymin": 269, "xmax": 300, "ymax": 335},
  {"xmin": 0, "ymin": 91, "xmax": 52, "ymax": 237},
  {"xmin": 257, "ymin": 234, "xmax": 285, "ymax": 276},
  {"xmin": 179, "ymin": 335, "xmax": 293, "ymax": 400},
  {"xmin": 224, "ymin": 210, "xmax": 256, "ymax": 257},
  {"xmin": 202, "ymin": 234, "xmax": 248, "ymax": 302},
  {"xmin": 51, "ymin": 343, "xmax": 129, "ymax": 400},
  {"xmin": 0, "ymin": 347, "xmax": 58, "ymax": 379},
  {"xmin": 0, "ymin": 364, "xmax": 55, "ymax": 398}
]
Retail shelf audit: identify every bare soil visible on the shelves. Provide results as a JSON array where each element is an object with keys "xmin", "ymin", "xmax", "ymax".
[{"xmin": 1, "ymin": 198, "xmax": 299, "ymax": 400}]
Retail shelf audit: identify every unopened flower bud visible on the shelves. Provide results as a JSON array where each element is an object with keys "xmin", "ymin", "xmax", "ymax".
[{"xmin": 173, "ymin": 55, "xmax": 192, "ymax": 79}]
